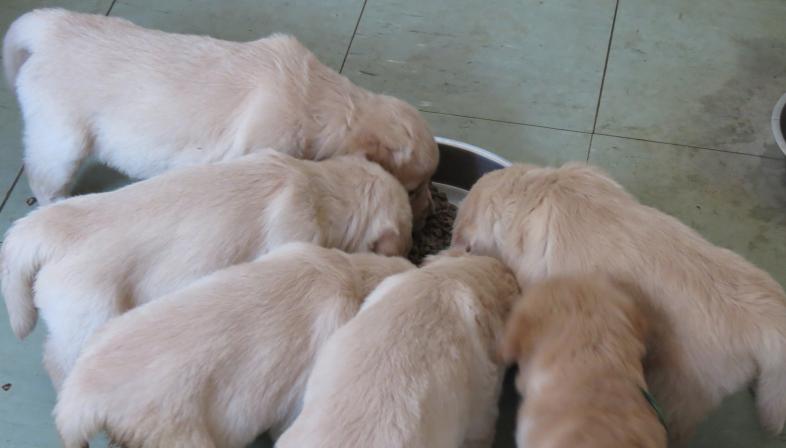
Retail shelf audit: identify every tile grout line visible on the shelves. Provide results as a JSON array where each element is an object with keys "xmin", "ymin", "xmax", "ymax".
[
  {"xmin": 423, "ymin": 110, "xmax": 783, "ymax": 162},
  {"xmin": 586, "ymin": 133, "xmax": 594, "ymax": 163},
  {"xmin": 0, "ymin": 167, "xmax": 23, "ymax": 215},
  {"xmin": 106, "ymin": 0, "xmax": 119, "ymax": 16},
  {"xmin": 590, "ymin": 0, "xmax": 620, "ymax": 135},
  {"xmin": 587, "ymin": 0, "xmax": 620, "ymax": 165},
  {"xmin": 339, "ymin": 0, "xmax": 369, "ymax": 74},
  {"xmin": 421, "ymin": 110, "xmax": 591, "ymax": 135},
  {"xmin": 593, "ymin": 132, "xmax": 786, "ymax": 161}
]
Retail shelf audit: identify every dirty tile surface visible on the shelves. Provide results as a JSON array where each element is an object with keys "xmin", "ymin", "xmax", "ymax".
[
  {"xmin": 1, "ymin": 0, "xmax": 785, "ymax": 447},
  {"xmin": 342, "ymin": 0, "xmax": 616, "ymax": 131},
  {"xmin": 596, "ymin": 0, "xmax": 786, "ymax": 158},
  {"xmin": 110, "ymin": 0, "xmax": 363, "ymax": 69}
]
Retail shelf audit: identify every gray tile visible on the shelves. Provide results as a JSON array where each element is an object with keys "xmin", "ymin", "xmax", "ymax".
[
  {"xmin": 0, "ymin": 0, "xmax": 113, "ymax": 31},
  {"xmin": 0, "ymin": 315, "xmax": 59, "ymax": 448},
  {"xmin": 110, "ymin": 0, "xmax": 364, "ymax": 69},
  {"xmin": 596, "ymin": 0, "xmax": 786, "ymax": 158},
  {"xmin": 425, "ymin": 112, "xmax": 590, "ymax": 165},
  {"xmin": 0, "ymin": 95, "xmax": 23, "ymax": 201},
  {"xmin": 343, "ymin": 0, "xmax": 616, "ymax": 131},
  {"xmin": 689, "ymin": 391, "xmax": 786, "ymax": 448},
  {"xmin": 589, "ymin": 134, "xmax": 786, "ymax": 290}
]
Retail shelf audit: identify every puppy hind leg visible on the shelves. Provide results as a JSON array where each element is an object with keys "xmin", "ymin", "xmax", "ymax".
[
  {"xmin": 21, "ymin": 109, "xmax": 91, "ymax": 204},
  {"xmin": 462, "ymin": 371, "xmax": 504, "ymax": 448},
  {"xmin": 36, "ymin": 273, "xmax": 120, "ymax": 386},
  {"xmin": 42, "ymin": 336, "xmax": 67, "ymax": 392},
  {"xmin": 754, "ymin": 336, "xmax": 786, "ymax": 435}
]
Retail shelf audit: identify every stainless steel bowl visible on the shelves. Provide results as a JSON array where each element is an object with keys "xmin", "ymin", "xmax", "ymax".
[
  {"xmin": 432, "ymin": 137, "xmax": 511, "ymax": 205},
  {"xmin": 772, "ymin": 93, "xmax": 786, "ymax": 156}
]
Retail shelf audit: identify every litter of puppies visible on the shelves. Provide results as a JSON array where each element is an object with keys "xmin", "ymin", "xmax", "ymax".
[{"xmin": 2, "ymin": 8, "xmax": 785, "ymax": 448}]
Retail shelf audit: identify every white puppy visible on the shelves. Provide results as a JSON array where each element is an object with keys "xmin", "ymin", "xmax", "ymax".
[
  {"xmin": 1, "ymin": 151, "xmax": 412, "ymax": 389},
  {"xmin": 452, "ymin": 163, "xmax": 786, "ymax": 440},
  {"xmin": 276, "ymin": 251, "xmax": 520, "ymax": 448},
  {"xmin": 3, "ymin": 8, "xmax": 438, "ymax": 220},
  {"xmin": 54, "ymin": 243, "xmax": 414, "ymax": 448}
]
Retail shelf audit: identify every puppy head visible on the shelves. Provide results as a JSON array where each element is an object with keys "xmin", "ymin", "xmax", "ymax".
[
  {"xmin": 500, "ymin": 276, "xmax": 647, "ymax": 367},
  {"xmin": 358, "ymin": 160, "xmax": 414, "ymax": 256},
  {"xmin": 349, "ymin": 94, "xmax": 439, "ymax": 226},
  {"xmin": 423, "ymin": 252, "xmax": 520, "ymax": 310}
]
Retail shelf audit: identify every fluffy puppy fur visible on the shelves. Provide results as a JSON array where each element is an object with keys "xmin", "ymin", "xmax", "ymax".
[
  {"xmin": 3, "ymin": 8, "xmax": 438, "ymax": 221},
  {"xmin": 276, "ymin": 251, "xmax": 520, "ymax": 448},
  {"xmin": 452, "ymin": 163, "xmax": 786, "ymax": 439},
  {"xmin": 54, "ymin": 243, "xmax": 415, "ymax": 448},
  {"xmin": 501, "ymin": 276, "xmax": 667, "ymax": 448},
  {"xmin": 1, "ymin": 151, "xmax": 412, "ymax": 389}
]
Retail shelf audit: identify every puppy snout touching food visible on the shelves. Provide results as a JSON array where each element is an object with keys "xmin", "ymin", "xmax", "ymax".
[
  {"xmin": 454, "ymin": 162, "xmax": 786, "ymax": 440},
  {"xmin": 1, "ymin": 151, "xmax": 411, "ymax": 389},
  {"xmin": 3, "ymin": 8, "xmax": 438, "ymax": 218},
  {"xmin": 501, "ymin": 276, "xmax": 667, "ymax": 448},
  {"xmin": 276, "ymin": 251, "xmax": 520, "ymax": 448},
  {"xmin": 54, "ymin": 243, "xmax": 415, "ymax": 448}
]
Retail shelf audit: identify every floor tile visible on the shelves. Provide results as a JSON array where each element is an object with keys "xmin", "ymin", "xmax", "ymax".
[
  {"xmin": 0, "ymin": 0, "xmax": 113, "ymax": 31},
  {"xmin": 690, "ymin": 391, "xmax": 786, "ymax": 448},
  {"xmin": 342, "ymin": 0, "xmax": 616, "ymax": 131},
  {"xmin": 0, "ymin": 94, "xmax": 23, "ymax": 202},
  {"xmin": 596, "ymin": 0, "xmax": 786, "ymax": 158},
  {"xmin": 110, "ymin": 0, "xmax": 364, "ymax": 69},
  {"xmin": 425, "ymin": 112, "xmax": 590, "ymax": 165}
]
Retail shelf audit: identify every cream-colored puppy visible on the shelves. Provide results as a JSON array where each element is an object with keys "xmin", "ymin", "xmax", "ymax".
[
  {"xmin": 501, "ymin": 276, "xmax": 667, "ymax": 448},
  {"xmin": 3, "ymin": 8, "xmax": 438, "ymax": 219},
  {"xmin": 276, "ymin": 251, "xmax": 520, "ymax": 448},
  {"xmin": 1, "ymin": 151, "xmax": 411, "ymax": 389},
  {"xmin": 452, "ymin": 163, "xmax": 786, "ymax": 439},
  {"xmin": 54, "ymin": 243, "xmax": 414, "ymax": 448}
]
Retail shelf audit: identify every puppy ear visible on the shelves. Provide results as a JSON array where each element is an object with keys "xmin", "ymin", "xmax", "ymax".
[
  {"xmin": 353, "ymin": 131, "xmax": 388, "ymax": 167},
  {"xmin": 372, "ymin": 228, "xmax": 404, "ymax": 256}
]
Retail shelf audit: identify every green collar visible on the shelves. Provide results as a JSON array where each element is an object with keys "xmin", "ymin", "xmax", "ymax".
[{"xmin": 641, "ymin": 387, "xmax": 668, "ymax": 433}]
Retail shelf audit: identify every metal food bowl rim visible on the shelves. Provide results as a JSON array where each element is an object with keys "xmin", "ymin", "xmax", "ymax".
[
  {"xmin": 435, "ymin": 136, "xmax": 512, "ymax": 168},
  {"xmin": 772, "ymin": 92, "xmax": 786, "ymax": 156}
]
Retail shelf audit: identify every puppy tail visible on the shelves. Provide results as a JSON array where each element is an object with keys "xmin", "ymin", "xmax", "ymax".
[
  {"xmin": 1, "ymin": 212, "xmax": 61, "ymax": 339},
  {"xmin": 755, "ymin": 328, "xmax": 786, "ymax": 435},
  {"xmin": 2, "ymin": 9, "xmax": 60, "ymax": 88}
]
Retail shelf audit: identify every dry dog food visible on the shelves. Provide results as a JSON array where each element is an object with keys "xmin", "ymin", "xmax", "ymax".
[{"xmin": 408, "ymin": 184, "xmax": 457, "ymax": 265}]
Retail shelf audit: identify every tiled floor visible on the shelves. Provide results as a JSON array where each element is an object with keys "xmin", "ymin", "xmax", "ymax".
[{"xmin": 1, "ymin": 0, "xmax": 785, "ymax": 447}]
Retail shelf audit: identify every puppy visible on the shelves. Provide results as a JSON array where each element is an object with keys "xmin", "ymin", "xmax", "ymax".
[
  {"xmin": 3, "ymin": 8, "xmax": 438, "ymax": 220},
  {"xmin": 1, "ymin": 150, "xmax": 412, "ymax": 389},
  {"xmin": 275, "ymin": 251, "xmax": 520, "ymax": 448},
  {"xmin": 53, "ymin": 243, "xmax": 414, "ymax": 448},
  {"xmin": 452, "ymin": 163, "xmax": 786, "ymax": 439},
  {"xmin": 501, "ymin": 276, "xmax": 667, "ymax": 448}
]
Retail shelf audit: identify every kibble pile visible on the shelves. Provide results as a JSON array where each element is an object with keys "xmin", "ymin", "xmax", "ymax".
[{"xmin": 408, "ymin": 184, "xmax": 457, "ymax": 265}]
